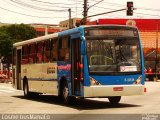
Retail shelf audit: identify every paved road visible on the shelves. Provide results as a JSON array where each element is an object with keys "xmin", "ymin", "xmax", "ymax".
[{"xmin": 0, "ymin": 82, "xmax": 160, "ymax": 120}]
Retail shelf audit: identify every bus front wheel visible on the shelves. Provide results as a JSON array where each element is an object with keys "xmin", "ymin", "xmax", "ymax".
[
  {"xmin": 61, "ymin": 81, "xmax": 71, "ymax": 104},
  {"xmin": 108, "ymin": 96, "xmax": 121, "ymax": 105}
]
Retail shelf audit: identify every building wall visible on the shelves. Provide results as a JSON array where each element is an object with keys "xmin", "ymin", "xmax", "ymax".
[{"xmin": 30, "ymin": 24, "xmax": 60, "ymax": 36}]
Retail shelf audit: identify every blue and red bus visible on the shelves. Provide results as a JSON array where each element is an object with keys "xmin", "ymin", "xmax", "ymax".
[{"xmin": 12, "ymin": 25, "xmax": 145, "ymax": 104}]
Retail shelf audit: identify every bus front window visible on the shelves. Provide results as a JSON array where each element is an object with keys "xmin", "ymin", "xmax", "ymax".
[{"xmin": 86, "ymin": 37, "xmax": 141, "ymax": 74}]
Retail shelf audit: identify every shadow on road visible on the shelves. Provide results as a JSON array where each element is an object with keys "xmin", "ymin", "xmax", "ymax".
[{"xmin": 13, "ymin": 95, "xmax": 141, "ymax": 110}]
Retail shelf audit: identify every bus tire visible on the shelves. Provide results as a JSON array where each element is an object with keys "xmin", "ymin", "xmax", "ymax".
[
  {"xmin": 108, "ymin": 96, "xmax": 121, "ymax": 105},
  {"xmin": 23, "ymin": 80, "xmax": 39, "ymax": 98},
  {"xmin": 61, "ymin": 81, "xmax": 71, "ymax": 104},
  {"xmin": 23, "ymin": 80, "xmax": 30, "ymax": 97}
]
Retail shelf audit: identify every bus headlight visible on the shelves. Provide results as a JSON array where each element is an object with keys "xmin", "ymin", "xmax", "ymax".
[
  {"xmin": 134, "ymin": 76, "xmax": 142, "ymax": 84},
  {"xmin": 90, "ymin": 77, "xmax": 101, "ymax": 85}
]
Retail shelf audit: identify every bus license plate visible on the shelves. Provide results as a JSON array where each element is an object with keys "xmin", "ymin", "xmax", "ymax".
[{"xmin": 113, "ymin": 87, "xmax": 123, "ymax": 91}]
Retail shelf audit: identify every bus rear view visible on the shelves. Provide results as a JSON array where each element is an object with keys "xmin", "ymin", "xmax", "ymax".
[{"xmin": 83, "ymin": 25, "xmax": 145, "ymax": 104}]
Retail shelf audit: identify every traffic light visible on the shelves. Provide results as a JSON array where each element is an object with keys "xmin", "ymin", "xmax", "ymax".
[{"xmin": 127, "ymin": 2, "xmax": 133, "ymax": 16}]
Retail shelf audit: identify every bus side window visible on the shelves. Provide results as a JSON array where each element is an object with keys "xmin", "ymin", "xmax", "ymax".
[
  {"xmin": 51, "ymin": 38, "xmax": 58, "ymax": 61},
  {"xmin": 44, "ymin": 40, "xmax": 50, "ymax": 63},
  {"xmin": 58, "ymin": 36, "xmax": 70, "ymax": 61},
  {"xmin": 29, "ymin": 43, "xmax": 36, "ymax": 64},
  {"xmin": 36, "ymin": 42, "xmax": 43, "ymax": 63},
  {"xmin": 22, "ymin": 45, "xmax": 29, "ymax": 64}
]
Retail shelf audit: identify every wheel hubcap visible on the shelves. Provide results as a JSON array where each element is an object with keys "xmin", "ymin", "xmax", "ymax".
[
  {"xmin": 24, "ymin": 84, "xmax": 27, "ymax": 95},
  {"xmin": 63, "ymin": 86, "xmax": 68, "ymax": 100}
]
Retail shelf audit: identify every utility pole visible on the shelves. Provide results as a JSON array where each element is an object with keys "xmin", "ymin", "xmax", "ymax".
[
  {"xmin": 83, "ymin": 0, "xmax": 104, "ymax": 25},
  {"xmin": 83, "ymin": 0, "xmax": 88, "ymax": 25},
  {"xmin": 68, "ymin": 8, "xmax": 72, "ymax": 29},
  {"xmin": 81, "ymin": 1, "xmax": 134, "ymax": 25}
]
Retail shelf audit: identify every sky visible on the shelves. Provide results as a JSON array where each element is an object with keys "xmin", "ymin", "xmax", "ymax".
[{"xmin": 0, "ymin": 0, "xmax": 160, "ymax": 25}]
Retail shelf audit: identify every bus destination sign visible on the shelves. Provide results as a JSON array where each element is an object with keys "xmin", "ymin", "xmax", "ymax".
[{"xmin": 88, "ymin": 29, "xmax": 138, "ymax": 37}]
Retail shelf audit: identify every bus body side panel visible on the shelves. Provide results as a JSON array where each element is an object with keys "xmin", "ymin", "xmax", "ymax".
[
  {"xmin": 21, "ymin": 62, "xmax": 58, "ymax": 95},
  {"xmin": 57, "ymin": 28, "xmax": 81, "ymax": 96}
]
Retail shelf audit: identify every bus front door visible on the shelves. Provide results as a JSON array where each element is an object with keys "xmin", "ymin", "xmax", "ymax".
[{"xmin": 71, "ymin": 38, "xmax": 81, "ymax": 96}]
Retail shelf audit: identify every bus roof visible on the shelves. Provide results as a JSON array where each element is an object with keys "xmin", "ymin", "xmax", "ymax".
[
  {"xmin": 13, "ymin": 25, "xmax": 137, "ymax": 48},
  {"xmin": 83, "ymin": 24, "xmax": 138, "ymax": 29},
  {"xmin": 13, "ymin": 32, "xmax": 58, "ymax": 47}
]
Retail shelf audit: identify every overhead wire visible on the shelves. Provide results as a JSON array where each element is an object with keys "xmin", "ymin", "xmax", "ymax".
[
  {"xmin": 9, "ymin": 0, "xmax": 68, "ymax": 12},
  {"xmin": 0, "ymin": 6, "xmax": 67, "ymax": 19},
  {"xmin": 2, "ymin": 0, "xmax": 60, "ymax": 14},
  {"xmin": 29, "ymin": 0, "xmax": 76, "ymax": 6},
  {"xmin": 1, "ymin": 0, "xmax": 160, "ymax": 23}
]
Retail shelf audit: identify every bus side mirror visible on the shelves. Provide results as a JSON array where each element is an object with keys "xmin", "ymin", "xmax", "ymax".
[{"xmin": 81, "ymin": 37, "xmax": 86, "ymax": 55}]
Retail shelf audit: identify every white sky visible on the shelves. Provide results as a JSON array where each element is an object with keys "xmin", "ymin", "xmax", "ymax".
[{"xmin": 0, "ymin": 0, "xmax": 160, "ymax": 25}]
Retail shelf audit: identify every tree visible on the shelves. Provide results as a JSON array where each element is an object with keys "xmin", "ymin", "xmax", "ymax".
[
  {"xmin": 6, "ymin": 24, "xmax": 36, "ymax": 41},
  {"xmin": 0, "ymin": 23, "xmax": 37, "ymax": 62}
]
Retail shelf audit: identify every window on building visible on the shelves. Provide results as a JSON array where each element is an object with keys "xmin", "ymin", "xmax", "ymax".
[
  {"xmin": 22, "ymin": 45, "xmax": 29, "ymax": 64},
  {"xmin": 36, "ymin": 31, "xmax": 45, "ymax": 36}
]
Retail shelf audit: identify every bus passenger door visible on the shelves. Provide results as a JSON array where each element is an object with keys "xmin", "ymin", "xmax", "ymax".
[
  {"xmin": 16, "ymin": 48, "xmax": 22, "ymax": 90},
  {"xmin": 71, "ymin": 38, "xmax": 81, "ymax": 96}
]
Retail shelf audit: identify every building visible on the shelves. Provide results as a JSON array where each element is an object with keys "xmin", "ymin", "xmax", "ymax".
[
  {"xmin": 59, "ymin": 18, "xmax": 94, "ymax": 30},
  {"xmin": 59, "ymin": 18, "xmax": 82, "ymax": 30},
  {"xmin": 30, "ymin": 23, "xmax": 60, "ymax": 36}
]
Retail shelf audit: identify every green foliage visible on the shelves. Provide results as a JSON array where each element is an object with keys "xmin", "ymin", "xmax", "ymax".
[
  {"xmin": 0, "ymin": 23, "xmax": 37, "ymax": 61},
  {"xmin": 6, "ymin": 24, "xmax": 37, "ymax": 41}
]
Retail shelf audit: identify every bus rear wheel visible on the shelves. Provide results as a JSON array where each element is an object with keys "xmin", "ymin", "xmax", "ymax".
[
  {"xmin": 23, "ymin": 80, "xmax": 38, "ymax": 97},
  {"xmin": 23, "ymin": 81, "xmax": 30, "ymax": 97},
  {"xmin": 108, "ymin": 96, "xmax": 121, "ymax": 105}
]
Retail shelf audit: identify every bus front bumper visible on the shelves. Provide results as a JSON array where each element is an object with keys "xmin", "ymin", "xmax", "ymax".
[{"xmin": 83, "ymin": 84, "xmax": 145, "ymax": 97}]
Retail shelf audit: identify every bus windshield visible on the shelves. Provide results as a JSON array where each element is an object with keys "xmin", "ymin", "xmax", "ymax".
[{"xmin": 85, "ymin": 27, "xmax": 142, "ymax": 74}]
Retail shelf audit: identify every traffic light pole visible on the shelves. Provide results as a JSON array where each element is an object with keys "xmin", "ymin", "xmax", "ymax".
[
  {"xmin": 80, "ymin": 8, "xmax": 126, "ymax": 25},
  {"xmin": 87, "ymin": 8, "xmax": 126, "ymax": 18},
  {"xmin": 81, "ymin": 1, "xmax": 134, "ymax": 25}
]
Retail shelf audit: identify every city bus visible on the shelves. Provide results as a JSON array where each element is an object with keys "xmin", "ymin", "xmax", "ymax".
[{"xmin": 12, "ymin": 25, "xmax": 145, "ymax": 104}]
